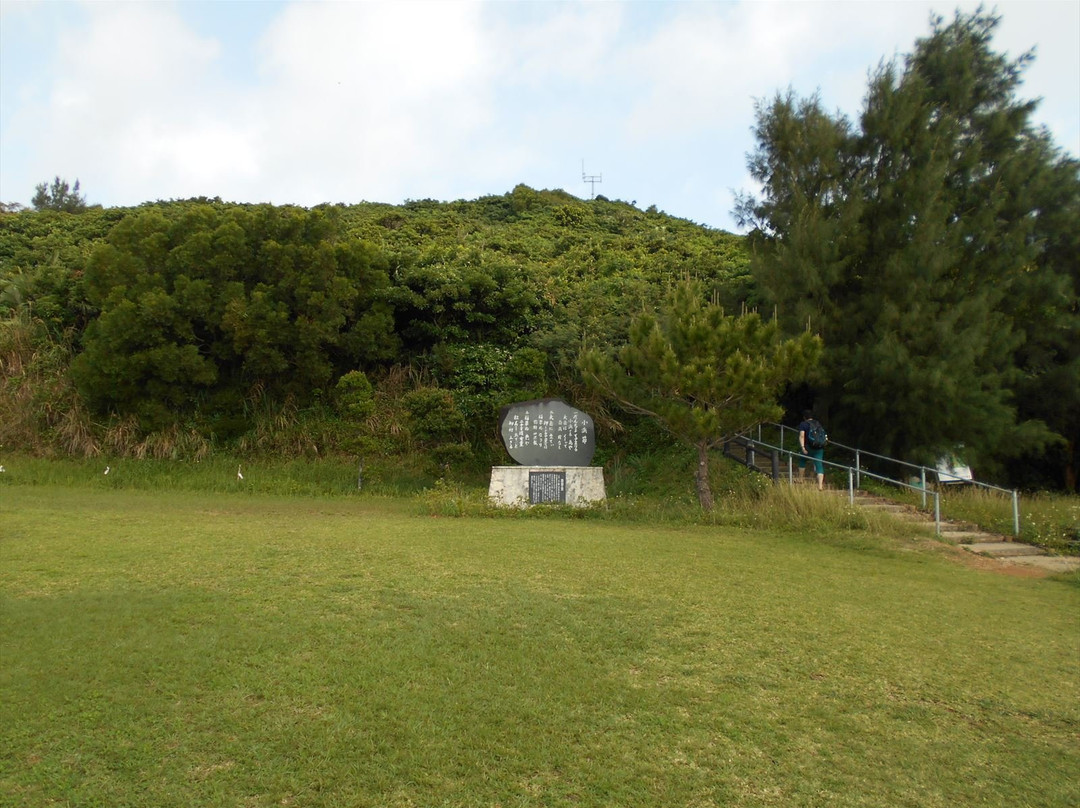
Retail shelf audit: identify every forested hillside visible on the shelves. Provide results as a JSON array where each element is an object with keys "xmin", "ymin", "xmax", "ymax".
[
  {"xmin": 2, "ymin": 162, "xmax": 1077, "ymax": 490},
  {"xmin": 0, "ymin": 187, "xmax": 750, "ymax": 470}
]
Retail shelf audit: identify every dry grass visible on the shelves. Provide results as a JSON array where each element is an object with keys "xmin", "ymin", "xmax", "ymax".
[{"xmin": 0, "ymin": 313, "xmax": 100, "ymax": 457}]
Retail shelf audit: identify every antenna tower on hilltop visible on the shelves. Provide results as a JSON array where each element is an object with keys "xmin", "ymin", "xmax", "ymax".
[{"xmin": 581, "ymin": 160, "xmax": 602, "ymax": 199}]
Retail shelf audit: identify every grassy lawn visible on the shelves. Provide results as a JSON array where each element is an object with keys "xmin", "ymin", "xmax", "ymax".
[{"xmin": 1, "ymin": 484, "xmax": 1078, "ymax": 807}]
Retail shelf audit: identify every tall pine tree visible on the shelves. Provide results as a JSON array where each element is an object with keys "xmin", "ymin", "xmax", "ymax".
[{"xmin": 738, "ymin": 9, "xmax": 1078, "ymax": 482}]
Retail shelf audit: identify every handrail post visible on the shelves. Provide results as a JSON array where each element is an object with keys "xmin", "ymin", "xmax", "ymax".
[{"xmin": 748, "ymin": 422, "xmax": 1017, "ymax": 542}]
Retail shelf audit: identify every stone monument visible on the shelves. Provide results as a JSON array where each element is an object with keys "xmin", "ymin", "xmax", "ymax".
[{"xmin": 488, "ymin": 398, "xmax": 606, "ymax": 508}]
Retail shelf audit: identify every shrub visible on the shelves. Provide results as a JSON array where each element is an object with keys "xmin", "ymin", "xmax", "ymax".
[
  {"xmin": 334, "ymin": 370, "xmax": 376, "ymax": 422},
  {"xmin": 402, "ymin": 387, "xmax": 466, "ymax": 445}
]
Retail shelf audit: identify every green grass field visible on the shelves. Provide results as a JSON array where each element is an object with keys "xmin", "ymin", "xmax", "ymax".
[{"xmin": 2, "ymin": 482, "xmax": 1078, "ymax": 807}]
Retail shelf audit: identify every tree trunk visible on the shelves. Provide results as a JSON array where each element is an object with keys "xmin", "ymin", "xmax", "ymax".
[{"xmin": 695, "ymin": 441, "xmax": 715, "ymax": 511}]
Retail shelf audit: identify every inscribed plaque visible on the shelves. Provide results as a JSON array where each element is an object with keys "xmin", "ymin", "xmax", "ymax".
[
  {"xmin": 499, "ymin": 399, "xmax": 596, "ymax": 466},
  {"xmin": 529, "ymin": 471, "xmax": 567, "ymax": 504}
]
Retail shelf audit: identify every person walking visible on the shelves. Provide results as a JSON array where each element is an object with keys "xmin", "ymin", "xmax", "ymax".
[{"xmin": 798, "ymin": 409, "xmax": 827, "ymax": 490}]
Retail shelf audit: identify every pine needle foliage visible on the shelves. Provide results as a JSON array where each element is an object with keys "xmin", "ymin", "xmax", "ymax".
[
  {"xmin": 580, "ymin": 280, "xmax": 820, "ymax": 509},
  {"xmin": 738, "ymin": 9, "xmax": 1079, "ymax": 485}
]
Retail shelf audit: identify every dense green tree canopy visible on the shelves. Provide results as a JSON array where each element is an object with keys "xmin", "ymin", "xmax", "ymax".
[
  {"xmin": 737, "ymin": 9, "xmax": 1079, "ymax": 487},
  {"xmin": 70, "ymin": 203, "xmax": 398, "ymax": 430}
]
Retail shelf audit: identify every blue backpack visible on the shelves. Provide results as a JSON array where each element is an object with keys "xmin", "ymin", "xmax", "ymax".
[{"xmin": 807, "ymin": 420, "xmax": 828, "ymax": 450}]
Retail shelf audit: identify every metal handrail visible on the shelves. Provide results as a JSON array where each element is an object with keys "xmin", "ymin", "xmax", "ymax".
[
  {"xmin": 751, "ymin": 422, "xmax": 1020, "ymax": 536},
  {"xmin": 729, "ymin": 433, "xmax": 941, "ymax": 535}
]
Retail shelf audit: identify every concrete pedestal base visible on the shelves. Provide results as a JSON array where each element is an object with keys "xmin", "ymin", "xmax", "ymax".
[{"xmin": 488, "ymin": 466, "xmax": 606, "ymax": 508}]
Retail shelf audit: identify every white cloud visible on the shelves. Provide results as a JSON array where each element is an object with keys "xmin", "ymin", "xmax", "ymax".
[
  {"xmin": 5, "ymin": 1, "xmax": 259, "ymax": 202},
  {"xmin": 0, "ymin": 0, "xmax": 1074, "ymax": 226},
  {"xmin": 490, "ymin": 2, "xmax": 625, "ymax": 88},
  {"xmin": 4, "ymin": 0, "xmax": 506, "ymax": 206},
  {"xmin": 614, "ymin": 2, "xmax": 971, "ymax": 141},
  {"xmin": 259, "ymin": 1, "xmax": 487, "ymax": 96},
  {"xmin": 987, "ymin": 1, "xmax": 1080, "ymax": 155},
  {"xmin": 121, "ymin": 119, "xmax": 261, "ymax": 190},
  {"xmin": 246, "ymin": 1, "xmax": 499, "ymax": 204},
  {"xmin": 616, "ymin": 3, "xmax": 812, "ymax": 140}
]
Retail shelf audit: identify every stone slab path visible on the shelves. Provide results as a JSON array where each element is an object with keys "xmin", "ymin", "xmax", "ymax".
[{"xmin": 847, "ymin": 491, "xmax": 1080, "ymax": 575}]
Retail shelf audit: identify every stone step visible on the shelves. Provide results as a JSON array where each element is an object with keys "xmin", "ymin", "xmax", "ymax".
[
  {"xmin": 943, "ymin": 530, "xmax": 999, "ymax": 541},
  {"xmin": 850, "ymin": 497, "xmax": 1020, "ymax": 543},
  {"xmin": 960, "ymin": 541, "xmax": 1045, "ymax": 558},
  {"xmin": 852, "ymin": 499, "xmax": 929, "ymax": 519},
  {"xmin": 768, "ymin": 467, "xmax": 1074, "ymax": 571},
  {"xmin": 1007, "ymin": 555, "xmax": 1080, "ymax": 573},
  {"xmin": 858, "ymin": 502, "xmax": 910, "ymax": 512}
]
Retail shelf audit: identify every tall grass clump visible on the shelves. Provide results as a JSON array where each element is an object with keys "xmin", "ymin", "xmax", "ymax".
[
  {"xmin": 937, "ymin": 487, "xmax": 1080, "ymax": 554},
  {"xmin": 0, "ymin": 311, "xmax": 97, "ymax": 456},
  {"xmin": 715, "ymin": 483, "xmax": 867, "ymax": 531}
]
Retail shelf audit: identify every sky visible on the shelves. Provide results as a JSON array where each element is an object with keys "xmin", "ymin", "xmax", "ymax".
[{"xmin": 2, "ymin": 0, "xmax": 1077, "ymax": 232}]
